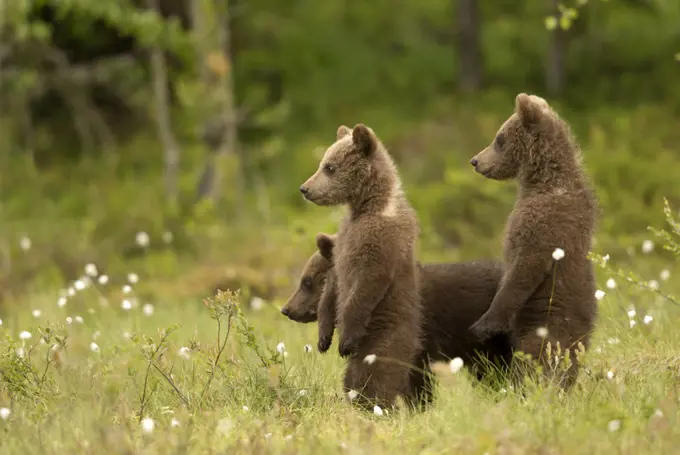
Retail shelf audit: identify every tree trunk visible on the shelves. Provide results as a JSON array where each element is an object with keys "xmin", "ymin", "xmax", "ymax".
[
  {"xmin": 546, "ymin": 0, "xmax": 565, "ymax": 95},
  {"xmin": 457, "ymin": 0, "xmax": 483, "ymax": 93},
  {"xmin": 146, "ymin": 0, "xmax": 181, "ymax": 205}
]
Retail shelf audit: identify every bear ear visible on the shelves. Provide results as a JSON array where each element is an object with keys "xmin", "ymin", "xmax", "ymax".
[
  {"xmin": 315, "ymin": 232, "xmax": 335, "ymax": 261},
  {"xmin": 352, "ymin": 124, "xmax": 378, "ymax": 156},
  {"xmin": 337, "ymin": 125, "xmax": 351, "ymax": 141},
  {"xmin": 515, "ymin": 93, "xmax": 550, "ymax": 126}
]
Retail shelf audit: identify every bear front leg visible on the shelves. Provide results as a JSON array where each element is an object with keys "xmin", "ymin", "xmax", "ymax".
[
  {"xmin": 469, "ymin": 255, "xmax": 550, "ymax": 342},
  {"xmin": 317, "ymin": 271, "xmax": 338, "ymax": 353}
]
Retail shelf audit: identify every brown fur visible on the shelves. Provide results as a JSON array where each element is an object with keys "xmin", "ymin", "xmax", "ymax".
[
  {"xmin": 469, "ymin": 93, "xmax": 598, "ymax": 390},
  {"xmin": 300, "ymin": 124, "xmax": 422, "ymax": 409},
  {"xmin": 287, "ymin": 236, "xmax": 513, "ymax": 407},
  {"xmin": 280, "ymin": 233, "xmax": 335, "ymax": 323}
]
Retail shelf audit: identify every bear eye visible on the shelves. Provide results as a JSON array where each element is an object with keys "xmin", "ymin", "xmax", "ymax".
[
  {"xmin": 301, "ymin": 276, "xmax": 313, "ymax": 290},
  {"xmin": 495, "ymin": 134, "xmax": 506, "ymax": 149},
  {"xmin": 323, "ymin": 164, "xmax": 336, "ymax": 174}
]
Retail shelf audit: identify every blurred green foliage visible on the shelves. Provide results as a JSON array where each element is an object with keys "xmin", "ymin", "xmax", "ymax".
[{"xmin": 0, "ymin": 0, "xmax": 679, "ymax": 304}]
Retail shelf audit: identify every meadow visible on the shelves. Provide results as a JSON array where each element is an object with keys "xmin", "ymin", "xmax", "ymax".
[{"xmin": 1, "ymin": 207, "xmax": 679, "ymax": 455}]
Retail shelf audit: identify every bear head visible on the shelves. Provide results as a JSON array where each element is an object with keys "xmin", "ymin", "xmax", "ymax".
[
  {"xmin": 470, "ymin": 93, "xmax": 558, "ymax": 181},
  {"xmin": 280, "ymin": 233, "xmax": 335, "ymax": 322},
  {"xmin": 299, "ymin": 124, "xmax": 386, "ymax": 206}
]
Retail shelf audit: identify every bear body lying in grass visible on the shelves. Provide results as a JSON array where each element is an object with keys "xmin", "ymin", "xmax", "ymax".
[
  {"xmin": 283, "ymin": 233, "xmax": 514, "ymax": 407},
  {"xmin": 469, "ymin": 93, "xmax": 598, "ymax": 390},
  {"xmin": 299, "ymin": 124, "xmax": 422, "ymax": 410}
]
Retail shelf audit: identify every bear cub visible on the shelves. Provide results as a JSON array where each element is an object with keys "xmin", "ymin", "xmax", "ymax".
[
  {"xmin": 469, "ymin": 93, "xmax": 598, "ymax": 390},
  {"xmin": 300, "ymin": 124, "xmax": 422, "ymax": 409}
]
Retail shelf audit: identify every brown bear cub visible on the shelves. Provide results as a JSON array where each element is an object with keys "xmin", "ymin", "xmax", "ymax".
[
  {"xmin": 469, "ymin": 93, "xmax": 598, "ymax": 390},
  {"xmin": 283, "ymin": 234, "xmax": 512, "ymax": 407},
  {"xmin": 280, "ymin": 233, "xmax": 336, "ymax": 323},
  {"xmin": 300, "ymin": 124, "xmax": 422, "ymax": 410}
]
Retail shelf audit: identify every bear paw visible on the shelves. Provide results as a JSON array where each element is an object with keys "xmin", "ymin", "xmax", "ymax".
[
  {"xmin": 318, "ymin": 335, "xmax": 332, "ymax": 353},
  {"xmin": 469, "ymin": 316, "xmax": 509, "ymax": 342},
  {"xmin": 338, "ymin": 335, "xmax": 362, "ymax": 358}
]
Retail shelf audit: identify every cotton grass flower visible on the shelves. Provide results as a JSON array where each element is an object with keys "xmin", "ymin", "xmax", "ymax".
[
  {"xmin": 276, "ymin": 342, "xmax": 286, "ymax": 354},
  {"xmin": 19, "ymin": 331, "xmax": 32, "ymax": 340},
  {"xmin": 242, "ymin": 406, "xmax": 249, "ymax": 411},
  {"xmin": 552, "ymin": 248, "xmax": 565, "ymax": 261},
  {"xmin": 178, "ymin": 347, "xmax": 191, "ymax": 360},
  {"xmin": 143, "ymin": 303, "xmax": 154, "ymax": 316},
  {"xmin": 0, "ymin": 408, "xmax": 10, "ymax": 420},
  {"xmin": 66, "ymin": 317, "xmax": 73, "ymax": 324},
  {"xmin": 627, "ymin": 309, "xmax": 636, "ymax": 318},
  {"xmin": 32, "ymin": 309, "xmax": 42, "ymax": 318},
  {"xmin": 84, "ymin": 263, "xmax": 98, "ymax": 277},
  {"xmin": 121, "ymin": 300, "xmax": 132, "ymax": 311},
  {"xmin": 15, "ymin": 347, "xmax": 25, "ymax": 358},
  {"xmin": 660, "ymin": 269, "xmax": 670, "ymax": 281},
  {"xmin": 67, "ymin": 287, "xmax": 76, "ymax": 297},
  {"xmin": 250, "ymin": 297, "xmax": 264, "ymax": 311},
  {"xmin": 141, "ymin": 417, "xmax": 155, "ymax": 433},
  {"xmin": 629, "ymin": 320, "xmax": 636, "ymax": 329},
  {"xmin": 648, "ymin": 280, "xmax": 659, "ymax": 290},
  {"xmin": 170, "ymin": 418, "xmax": 180, "ymax": 428},
  {"xmin": 136, "ymin": 232, "xmax": 150, "ymax": 248},
  {"xmin": 128, "ymin": 273, "xmax": 139, "ymax": 284},
  {"xmin": 19, "ymin": 236, "xmax": 31, "ymax": 251},
  {"xmin": 304, "ymin": 344, "xmax": 312, "ymax": 353},
  {"xmin": 606, "ymin": 370, "xmax": 615, "ymax": 380},
  {"xmin": 74, "ymin": 279, "xmax": 86, "ymax": 291},
  {"xmin": 642, "ymin": 240, "xmax": 654, "ymax": 254},
  {"xmin": 644, "ymin": 315, "xmax": 653, "ymax": 325},
  {"xmin": 57, "ymin": 296, "xmax": 67, "ymax": 308},
  {"xmin": 606, "ymin": 278, "xmax": 616, "ymax": 290},
  {"xmin": 122, "ymin": 285, "xmax": 132, "ymax": 294},
  {"xmin": 595, "ymin": 290, "xmax": 606, "ymax": 301},
  {"xmin": 97, "ymin": 275, "xmax": 109, "ymax": 285},
  {"xmin": 298, "ymin": 389, "xmax": 307, "ymax": 396},
  {"xmin": 607, "ymin": 419, "xmax": 621, "ymax": 432},
  {"xmin": 373, "ymin": 406, "xmax": 384, "ymax": 416},
  {"xmin": 363, "ymin": 354, "xmax": 377, "ymax": 365},
  {"xmin": 347, "ymin": 390, "xmax": 358, "ymax": 401},
  {"xmin": 536, "ymin": 327, "xmax": 549, "ymax": 338},
  {"xmin": 449, "ymin": 357, "xmax": 464, "ymax": 373},
  {"xmin": 90, "ymin": 342, "xmax": 100, "ymax": 352}
]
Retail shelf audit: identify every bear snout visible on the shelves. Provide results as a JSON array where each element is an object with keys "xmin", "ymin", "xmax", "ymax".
[
  {"xmin": 299, "ymin": 185, "xmax": 309, "ymax": 195},
  {"xmin": 470, "ymin": 158, "xmax": 478, "ymax": 167}
]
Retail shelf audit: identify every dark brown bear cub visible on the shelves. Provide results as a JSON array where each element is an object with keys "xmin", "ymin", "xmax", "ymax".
[
  {"xmin": 300, "ymin": 124, "xmax": 422, "ymax": 410},
  {"xmin": 469, "ymin": 93, "xmax": 598, "ymax": 390},
  {"xmin": 280, "ymin": 233, "xmax": 335, "ymax": 323}
]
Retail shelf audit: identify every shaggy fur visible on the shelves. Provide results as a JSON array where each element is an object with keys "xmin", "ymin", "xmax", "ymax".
[
  {"xmin": 469, "ymin": 93, "xmax": 598, "ymax": 390},
  {"xmin": 280, "ymin": 233, "xmax": 335, "ymax": 323},
  {"xmin": 300, "ymin": 124, "xmax": 422, "ymax": 410},
  {"xmin": 288, "ymin": 236, "xmax": 513, "ymax": 407}
]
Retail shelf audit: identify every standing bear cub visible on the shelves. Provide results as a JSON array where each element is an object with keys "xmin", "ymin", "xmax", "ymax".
[
  {"xmin": 300, "ymin": 124, "xmax": 422, "ymax": 409},
  {"xmin": 469, "ymin": 93, "xmax": 598, "ymax": 390}
]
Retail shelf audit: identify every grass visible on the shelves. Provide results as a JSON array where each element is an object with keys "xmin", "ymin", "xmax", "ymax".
[{"xmin": 0, "ymin": 237, "xmax": 679, "ymax": 455}]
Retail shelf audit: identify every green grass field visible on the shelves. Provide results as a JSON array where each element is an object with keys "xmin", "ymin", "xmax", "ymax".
[{"xmin": 0, "ymin": 237, "xmax": 679, "ymax": 455}]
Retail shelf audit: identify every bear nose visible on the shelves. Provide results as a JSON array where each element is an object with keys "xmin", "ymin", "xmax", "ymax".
[
  {"xmin": 281, "ymin": 307, "xmax": 290, "ymax": 316},
  {"xmin": 299, "ymin": 186, "xmax": 309, "ymax": 195},
  {"xmin": 470, "ymin": 158, "xmax": 478, "ymax": 167}
]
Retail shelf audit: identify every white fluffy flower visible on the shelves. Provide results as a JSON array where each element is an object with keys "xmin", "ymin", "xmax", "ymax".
[
  {"xmin": 276, "ymin": 342, "xmax": 286, "ymax": 354},
  {"xmin": 19, "ymin": 331, "xmax": 32, "ymax": 340},
  {"xmin": 170, "ymin": 418, "xmax": 180, "ymax": 428},
  {"xmin": 304, "ymin": 344, "xmax": 312, "ymax": 353},
  {"xmin": 641, "ymin": 240, "xmax": 654, "ymax": 254},
  {"xmin": 660, "ymin": 269, "xmax": 670, "ymax": 281},
  {"xmin": 143, "ymin": 303, "xmax": 154, "ymax": 316},
  {"xmin": 363, "ymin": 354, "xmax": 377, "ymax": 365},
  {"xmin": 136, "ymin": 232, "xmax": 150, "ymax": 248},
  {"xmin": 74, "ymin": 280, "xmax": 86, "ymax": 291},
  {"xmin": 141, "ymin": 417, "xmax": 155, "ymax": 433},
  {"xmin": 298, "ymin": 389, "xmax": 307, "ymax": 396},
  {"xmin": 122, "ymin": 285, "xmax": 132, "ymax": 294},
  {"xmin": 627, "ymin": 309, "xmax": 636, "ymax": 318},
  {"xmin": 373, "ymin": 406, "xmax": 384, "ymax": 416},
  {"xmin": 347, "ymin": 390, "xmax": 358, "ymax": 401},
  {"xmin": 242, "ymin": 406, "xmax": 249, "ymax": 411},
  {"xmin": 66, "ymin": 317, "xmax": 73, "ymax": 324},
  {"xmin": 606, "ymin": 278, "xmax": 616, "ymax": 290},
  {"xmin": 643, "ymin": 315, "xmax": 653, "ymax": 325},
  {"xmin": 178, "ymin": 347, "xmax": 191, "ymax": 360},
  {"xmin": 58, "ymin": 297, "xmax": 67, "ymax": 308},
  {"xmin": 536, "ymin": 327, "xmax": 549, "ymax": 338},
  {"xmin": 90, "ymin": 342, "xmax": 100, "ymax": 352},
  {"xmin": 552, "ymin": 248, "xmax": 565, "ymax": 261},
  {"xmin": 15, "ymin": 347, "xmax": 25, "ymax": 358},
  {"xmin": 606, "ymin": 370, "xmax": 615, "ymax": 380},
  {"xmin": 649, "ymin": 280, "xmax": 659, "ymax": 290},
  {"xmin": 67, "ymin": 287, "xmax": 76, "ymax": 297},
  {"xmin": 128, "ymin": 273, "xmax": 139, "ymax": 284},
  {"xmin": 0, "ymin": 408, "xmax": 10, "ymax": 420},
  {"xmin": 84, "ymin": 263, "xmax": 98, "ymax": 277},
  {"xmin": 250, "ymin": 297, "xmax": 264, "ymax": 311},
  {"xmin": 595, "ymin": 290, "xmax": 606, "ymax": 301},
  {"xmin": 75, "ymin": 315, "xmax": 84, "ymax": 324},
  {"xmin": 602, "ymin": 254, "xmax": 610, "ymax": 263},
  {"xmin": 121, "ymin": 300, "xmax": 132, "ymax": 311},
  {"xmin": 32, "ymin": 309, "xmax": 42, "ymax": 318},
  {"xmin": 98, "ymin": 275, "xmax": 109, "ymax": 285},
  {"xmin": 449, "ymin": 357, "xmax": 464, "ymax": 373},
  {"xmin": 607, "ymin": 419, "xmax": 621, "ymax": 432},
  {"xmin": 629, "ymin": 320, "xmax": 636, "ymax": 329},
  {"xmin": 19, "ymin": 236, "xmax": 31, "ymax": 251},
  {"xmin": 93, "ymin": 330, "xmax": 101, "ymax": 340}
]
